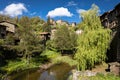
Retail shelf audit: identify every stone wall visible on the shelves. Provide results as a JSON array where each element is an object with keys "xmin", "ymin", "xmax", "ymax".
[{"xmin": 100, "ymin": 3, "xmax": 120, "ymax": 62}]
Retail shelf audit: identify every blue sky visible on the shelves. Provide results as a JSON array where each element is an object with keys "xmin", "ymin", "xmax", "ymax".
[{"xmin": 0, "ymin": 0, "xmax": 120, "ymax": 23}]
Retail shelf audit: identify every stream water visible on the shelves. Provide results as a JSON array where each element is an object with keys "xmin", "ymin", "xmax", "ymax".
[{"xmin": 9, "ymin": 63, "xmax": 73, "ymax": 80}]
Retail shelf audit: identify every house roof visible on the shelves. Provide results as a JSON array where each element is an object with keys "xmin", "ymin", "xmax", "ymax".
[
  {"xmin": 0, "ymin": 20, "xmax": 17, "ymax": 27},
  {"xmin": 0, "ymin": 21, "xmax": 17, "ymax": 33},
  {"xmin": 115, "ymin": 3, "xmax": 120, "ymax": 9}
]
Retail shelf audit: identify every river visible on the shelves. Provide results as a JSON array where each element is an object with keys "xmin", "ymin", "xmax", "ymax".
[{"xmin": 8, "ymin": 63, "xmax": 74, "ymax": 80}]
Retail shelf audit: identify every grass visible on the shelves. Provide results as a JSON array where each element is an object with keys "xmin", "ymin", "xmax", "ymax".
[
  {"xmin": 89, "ymin": 73, "xmax": 120, "ymax": 80},
  {"xmin": 41, "ymin": 50, "xmax": 77, "ymax": 66},
  {"xmin": 0, "ymin": 49, "xmax": 76, "ymax": 79},
  {"xmin": 52, "ymin": 56, "xmax": 77, "ymax": 66},
  {"xmin": 67, "ymin": 73, "xmax": 120, "ymax": 80},
  {"xmin": 0, "ymin": 53, "xmax": 51, "ymax": 79},
  {"xmin": 77, "ymin": 73, "xmax": 120, "ymax": 80},
  {"xmin": 41, "ymin": 50, "xmax": 61, "ymax": 59},
  {"xmin": 1, "ymin": 59, "xmax": 38, "ymax": 75},
  {"xmin": 0, "ymin": 50, "xmax": 60, "ymax": 79}
]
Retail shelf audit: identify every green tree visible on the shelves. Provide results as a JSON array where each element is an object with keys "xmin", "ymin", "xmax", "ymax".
[
  {"xmin": 30, "ymin": 16, "xmax": 45, "ymax": 33},
  {"xmin": 75, "ymin": 4, "xmax": 111, "ymax": 71},
  {"xmin": 53, "ymin": 25, "xmax": 77, "ymax": 53},
  {"xmin": 4, "ymin": 33, "xmax": 15, "ymax": 45},
  {"xmin": 0, "ymin": 15, "xmax": 11, "ymax": 21},
  {"xmin": 17, "ymin": 16, "xmax": 43, "ymax": 63},
  {"xmin": 42, "ymin": 16, "xmax": 51, "ymax": 32}
]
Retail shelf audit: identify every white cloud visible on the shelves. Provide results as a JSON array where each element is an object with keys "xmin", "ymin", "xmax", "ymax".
[
  {"xmin": 67, "ymin": 1, "xmax": 77, "ymax": 6},
  {"xmin": 47, "ymin": 7, "xmax": 73, "ymax": 18},
  {"xmin": 30, "ymin": 12, "xmax": 37, "ymax": 16},
  {"xmin": 76, "ymin": 9, "xmax": 86, "ymax": 18},
  {"xmin": 77, "ymin": 9, "xmax": 86, "ymax": 14},
  {"xmin": 0, "ymin": 3, "xmax": 27, "ymax": 17}
]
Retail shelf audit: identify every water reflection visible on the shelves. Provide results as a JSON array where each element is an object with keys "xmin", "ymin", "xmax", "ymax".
[
  {"xmin": 39, "ymin": 71, "xmax": 55, "ymax": 80},
  {"xmin": 10, "ymin": 63, "xmax": 74, "ymax": 80}
]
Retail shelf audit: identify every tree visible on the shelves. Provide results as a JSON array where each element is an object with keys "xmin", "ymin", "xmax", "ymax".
[
  {"xmin": 0, "ymin": 14, "xmax": 11, "ymax": 21},
  {"xmin": 16, "ymin": 16, "xmax": 44, "ymax": 64},
  {"xmin": 4, "ymin": 33, "xmax": 15, "ymax": 45},
  {"xmin": 74, "ymin": 4, "xmax": 111, "ymax": 71},
  {"xmin": 30, "ymin": 16, "xmax": 45, "ymax": 33},
  {"xmin": 53, "ymin": 25, "xmax": 77, "ymax": 53},
  {"xmin": 42, "ymin": 16, "xmax": 51, "ymax": 32}
]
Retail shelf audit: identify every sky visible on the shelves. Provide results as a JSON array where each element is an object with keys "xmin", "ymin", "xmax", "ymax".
[{"xmin": 0, "ymin": 0, "xmax": 120, "ymax": 23}]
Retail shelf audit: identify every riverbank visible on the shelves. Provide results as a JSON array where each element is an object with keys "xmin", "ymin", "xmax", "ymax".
[
  {"xmin": 68, "ymin": 62, "xmax": 120, "ymax": 80},
  {"xmin": 7, "ymin": 63, "xmax": 74, "ymax": 80},
  {"xmin": 1, "ymin": 50, "xmax": 76, "ymax": 80}
]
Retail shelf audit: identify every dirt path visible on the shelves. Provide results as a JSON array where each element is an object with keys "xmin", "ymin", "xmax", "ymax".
[{"xmin": 91, "ymin": 63, "xmax": 108, "ymax": 74}]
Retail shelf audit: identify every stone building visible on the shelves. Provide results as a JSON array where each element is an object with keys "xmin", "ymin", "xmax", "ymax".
[
  {"xmin": 49, "ymin": 18, "xmax": 77, "ymax": 27},
  {"xmin": 0, "ymin": 21, "xmax": 17, "ymax": 39},
  {"xmin": 71, "ymin": 22, "xmax": 76, "ymax": 27},
  {"xmin": 100, "ymin": 3, "xmax": 120, "ymax": 62},
  {"xmin": 51, "ymin": 28, "xmax": 57, "ymax": 40},
  {"xmin": 55, "ymin": 19, "xmax": 69, "ymax": 26},
  {"xmin": 39, "ymin": 32, "xmax": 50, "ymax": 41},
  {"xmin": 39, "ymin": 32, "xmax": 50, "ymax": 46}
]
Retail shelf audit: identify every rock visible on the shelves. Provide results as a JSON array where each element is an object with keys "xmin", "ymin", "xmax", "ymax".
[
  {"xmin": 72, "ymin": 69, "xmax": 97, "ymax": 80},
  {"xmin": 39, "ymin": 63, "xmax": 53, "ymax": 70},
  {"xmin": 72, "ymin": 69, "xmax": 79, "ymax": 80},
  {"xmin": 84, "ymin": 70, "xmax": 97, "ymax": 76},
  {"xmin": 108, "ymin": 62, "xmax": 120, "ymax": 76}
]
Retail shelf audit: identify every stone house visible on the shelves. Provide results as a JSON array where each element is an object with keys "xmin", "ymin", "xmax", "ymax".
[
  {"xmin": 0, "ymin": 21, "xmax": 17, "ymax": 39},
  {"xmin": 51, "ymin": 28, "xmax": 57, "ymax": 40},
  {"xmin": 100, "ymin": 3, "xmax": 120, "ymax": 62},
  {"xmin": 39, "ymin": 32, "xmax": 50, "ymax": 41},
  {"xmin": 71, "ymin": 22, "xmax": 76, "ymax": 27},
  {"xmin": 49, "ymin": 19, "xmax": 76, "ymax": 27},
  {"xmin": 75, "ymin": 30, "xmax": 82, "ymax": 35},
  {"xmin": 39, "ymin": 32, "xmax": 50, "ymax": 46},
  {"xmin": 56, "ymin": 20, "xmax": 69, "ymax": 26}
]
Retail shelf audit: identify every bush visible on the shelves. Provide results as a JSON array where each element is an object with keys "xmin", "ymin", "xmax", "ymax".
[
  {"xmin": 52, "ymin": 56, "xmax": 77, "ymax": 66},
  {"xmin": 41, "ymin": 50, "xmax": 60, "ymax": 59},
  {"xmin": 41, "ymin": 50, "xmax": 77, "ymax": 66},
  {"xmin": 77, "ymin": 73, "xmax": 120, "ymax": 80},
  {"xmin": 1, "ymin": 59, "xmax": 38, "ymax": 74},
  {"xmin": 0, "ymin": 39, "xmax": 4, "ymax": 45}
]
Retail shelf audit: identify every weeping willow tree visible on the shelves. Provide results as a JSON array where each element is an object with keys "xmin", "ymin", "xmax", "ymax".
[{"xmin": 75, "ymin": 4, "xmax": 111, "ymax": 71}]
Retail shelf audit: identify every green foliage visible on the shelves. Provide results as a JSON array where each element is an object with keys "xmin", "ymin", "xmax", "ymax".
[
  {"xmin": 42, "ymin": 16, "xmax": 51, "ymax": 32},
  {"xmin": 0, "ymin": 15, "xmax": 46, "ymax": 78},
  {"xmin": 41, "ymin": 50, "xmax": 60, "ymax": 59},
  {"xmin": 0, "ymin": 39, "xmax": 5, "ymax": 56},
  {"xmin": 0, "ymin": 14, "xmax": 11, "ymax": 21},
  {"xmin": 53, "ymin": 25, "xmax": 77, "ymax": 51},
  {"xmin": 0, "ymin": 73, "xmax": 4, "ymax": 80},
  {"xmin": 30, "ymin": 16, "xmax": 45, "ymax": 33},
  {"xmin": 75, "ymin": 4, "xmax": 111, "ymax": 71},
  {"xmin": 0, "ymin": 39, "xmax": 4, "ymax": 45},
  {"xmin": 67, "ymin": 75, "xmax": 73, "ymax": 80},
  {"xmin": 41, "ymin": 50, "xmax": 77, "ymax": 66},
  {"xmin": 46, "ymin": 40, "xmax": 56, "ymax": 51},
  {"xmin": 42, "ymin": 23, "xmax": 51, "ymax": 32},
  {"xmin": 68, "ymin": 73, "xmax": 120, "ymax": 80},
  {"xmin": 4, "ymin": 34, "xmax": 15, "ymax": 45},
  {"xmin": 1, "ymin": 59, "xmax": 38, "ymax": 74},
  {"xmin": 89, "ymin": 73, "xmax": 120, "ymax": 80},
  {"xmin": 17, "ymin": 16, "xmax": 44, "ymax": 58},
  {"xmin": 53, "ymin": 56, "xmax": 77, "ymax": 66}
]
